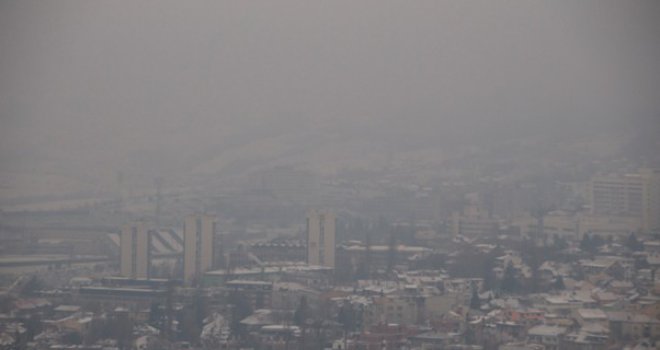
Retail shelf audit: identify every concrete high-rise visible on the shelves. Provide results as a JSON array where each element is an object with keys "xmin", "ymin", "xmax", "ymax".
[
  {"xmin": 640, "ymin": 168, "xmax": 660, "ymax": 233},
  {"xmin": 183, "ymin": 214, "xmax": 216, "ymax": 284},
  {"xmin": 590, "ymin": 168, "xmax": 660, "ymax": 232},
  {"xmin": 120, "ymin": 222, "xmax": 151, "ymax": 279},
  {"xmin": 306, "ymin": 210, "xmax": 335, "ymax": 268}
]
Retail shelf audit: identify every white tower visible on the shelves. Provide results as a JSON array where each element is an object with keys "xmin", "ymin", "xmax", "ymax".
[{"xmin": 306, "ymin": 210, "xmax": 335, "ymax": 268}]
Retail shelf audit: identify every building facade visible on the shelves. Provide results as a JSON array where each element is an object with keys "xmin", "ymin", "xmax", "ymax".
[
  {"xmin": 306, "ymin": 210, "xmax": 336, "ymax": 268},
  {"xmin": 590, "ymin": 168, "xmax": 660, "ymax": 233},
  {"xmin": 640, "ymin": 168, "xmax": 660, "ymax": 233},
  {"xmin": 120, "ymin": 222, "xmax": 150, "ymax": 279},
  {"xmin": 183, "ymin": 214, "xmax": 216, "ymax": 284}
]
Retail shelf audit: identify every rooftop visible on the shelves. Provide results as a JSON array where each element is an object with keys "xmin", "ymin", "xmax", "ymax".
[
  {"xmin": 527, "ymin": 325, "xmax": 567, "ymax": 337},
  {"xmin": 577, "ymin": 308, "xmax": 607, "ymax": 320}
]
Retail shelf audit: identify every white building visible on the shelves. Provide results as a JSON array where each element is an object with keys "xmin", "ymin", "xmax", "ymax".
[{"xmin": 306, "ymin": 210, "xmax": 336, "ymax": 268}]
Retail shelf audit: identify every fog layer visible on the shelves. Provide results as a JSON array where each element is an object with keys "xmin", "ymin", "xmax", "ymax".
[{"xmin": 1, "ymin": 1, "xmax": 659, "ymax": 198}]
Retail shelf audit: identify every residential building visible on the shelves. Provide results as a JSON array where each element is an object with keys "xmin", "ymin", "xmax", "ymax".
[
  {"xmin": 513, "ymin": 212, "xmax": 640, "ymax": 240},
  {"xmin": 250, "ymin": 239, "xmax": 306, "ymax": 263},
  {"xmin": 527, "ymin": 325, "xmax": 567, "ymax": 350},
  {"xmin": 306, "ymin": 210, "xmax": 336, "ymax": 268},
  {"xmin": 590, "ymin": 168, "xmax": 660, "ymax": 233},
  {"xmin": 607, "ymin": 311, "xmax": 660, "ymax": 340},
  {"xmin": 363, "ymin": 295, "xmax": 425, "ymax": 327},
  {"xmin": 183, "ymin": 214, "xmax": 216, "ymax": 285},
  {"xmin": 225, "ymin": 280, "xmax": 273, "ymax": 310},
  {"xmin": 451, "ymin": 196, "xmax": 502, "ymax": 237},
  {"xmin": 120, "ymin": 222, "xmax": 150, "ymax": 279}
]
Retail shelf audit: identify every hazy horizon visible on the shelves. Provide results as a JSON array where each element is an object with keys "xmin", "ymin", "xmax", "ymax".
[{"xmin": 1, "ymin": 1, "xmax": 659, "ymax": 200}]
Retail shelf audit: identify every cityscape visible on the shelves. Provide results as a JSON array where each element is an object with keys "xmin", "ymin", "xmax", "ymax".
[{"xmin": 1, "ymin": 1, "xmax": 660, "ymax": 350}]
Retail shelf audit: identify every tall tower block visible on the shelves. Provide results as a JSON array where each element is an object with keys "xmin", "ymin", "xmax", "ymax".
[
  {"xmin": 183, "ymin": 214, "xmax": 216, "ymax": 285},
  {"xmin": 120, "ymin": 222, "xmax": 150, "ymax": 279},
  {"xmin": 590, "ymin": 168, "xmax": 660, "ymax": 233},
  {"xmin": 306, "ymin": 210, "xmax": 336, "ymax": 268}
]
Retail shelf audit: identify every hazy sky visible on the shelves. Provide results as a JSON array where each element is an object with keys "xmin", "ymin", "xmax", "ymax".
[{"xmin": 1, "ymin": 1, "xmax": 659, "ymax": 195}]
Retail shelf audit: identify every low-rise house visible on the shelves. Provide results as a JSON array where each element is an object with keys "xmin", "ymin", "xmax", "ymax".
[
  {"xmin": 495, "ymin": 322, "xmax": 525, "ymax": 340},
  {"xmin": 355, "ymin": 323, "xmax": 422, "ymax": 350},
  {"xmin": 254, "ymin": 324, "xmax": 301, "ymax": 349},
  {"xmin": 0, "ymin": 322, "xmax": 26, "ymax": 350},
  {"xmin": 643, "ymin": 241, "xmax": 660, "ymax": 254},
  {"xmin": 271, "ymin": 281, "xmax": 320, "ymax": 311},
  {"xmin": 225, "ymin": 280, "xmax": 273, "ymax": 310},
  {"xmin": 43, "ymin": 313, "xmax": 94, "ymax": 335},
  {"xmin": 578, "ymin": 256, "xmax": 633, "ymax": 281},
  {"xmin": 409, "ymin": 331, "xmax": 461, "ymax": 349},
  {"xmin": 499, "ymin": 342, "xmax": 545, "ymax": 350},
  {"xmin": 562, "ymin": 328, "xmax": 608, "ymax": 350},
  {"xmin": 575, "ymin": 308, "xmax": 608, "ymax": 327},
  {"xmin": 543, "ymin": 292, "xmax": 597, "ymax": 314},
  {"xmin": 526, "ymin": 325, "xmax": 567, "ymax": 350},
  {"xmin": 12, "ymin": 298, "xmax": 51, "ymax": 317},
  {"xmin": 363, "ymin": 294, "xmax": 424, "ymax": 327},
  {"xmin": 503, "ymin": 308, "xmax": 544, "ymax": 327},
  {"xmin": 240, "ymin": 309, "xmax": 278, "ymax": 333},
  {"xmin": 52, "ymin": 305, "xmax": 81, "ymax": 319},
  {"xmin": 607, "ymin": 311, "xmax": 660, "ymax": 341},
  {"xmin": 605, "ymin": 280, "xmax": 634, "ymax": 294}
]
